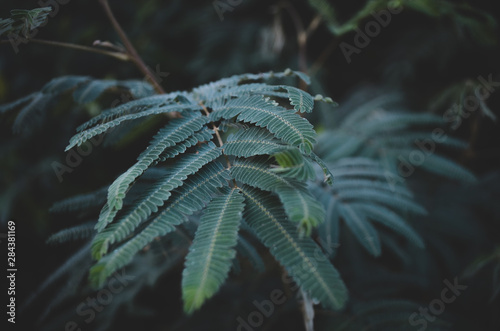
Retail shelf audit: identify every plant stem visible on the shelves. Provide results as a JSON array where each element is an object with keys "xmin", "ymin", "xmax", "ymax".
[
  {"xmin": 99, "ymin": 0, "xmax": 165, "ymax": 94},
  {"xmin": 199, "ymin": 102, "xmax": 231, "ymax": 169},
  {"xmin": 310, "ymin": 38, "xmax": 339, "ymax": 76},
  {"xmin": 0, "ymin": 38, "xmax": 131, "ymax": 61},
  {"xmin": 282, "ymin": 2, "xmax": 308, "ymax": 76}
]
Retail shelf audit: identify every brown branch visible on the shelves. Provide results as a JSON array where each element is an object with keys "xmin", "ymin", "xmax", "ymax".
[
  {"xmin": 282, "ymin": 1, "xmax": 308, "ymax": 76},
  {"xmin": 305, "ymin": 14, "xmax": 322, "ymax": 37},
  {"xmin": 199, "ymin": 102, "xmax": 231, "ymax": 169},
  {"xmin": 99, "ymin": 0, "xmax": 165, "ymax": 94},
  {"xmin": 309, "ymin": 38, "xmax": 339, "ymax": 76},
  {"xmin": 281, "ymin": 3, "xmax": 323, "ymax": 91},
  {"xmin": 0, "ymin": 38, "xmax": 131, "ymax": 61}
]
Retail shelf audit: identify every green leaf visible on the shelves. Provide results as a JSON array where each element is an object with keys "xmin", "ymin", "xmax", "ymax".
[
  {"xmin": 211, "ymin": 96, "xmax": 316, "ymax": 154},
  {"xmin": 96, "ymin": 115, "xmax": 211, "ymax": 229},
  {"xmin": 157, "ymin": 128, "xmax": 214, "ymax": 162},
  {"xmin": 224, "ymin": 126, "xmax": 290, "ymax": 158},
  {"xmin": 272, "ymin": 148, "xmax": 316, "ymax": 181},
  {"xmin": 49, "ymin": 186, "xmax": 108, "ymax": 214},
  {"xmin": 42, "ymin": 76, "xmax": 91, "ymax": 95},
  {"xmin": 240, "ymin": 186, "xmax": 347, "ymax": 309},
  {"xmin": 1, "ymin": 7, "xmax": 51, "ymax": 38},
  {"xmin": 310, "ymin": 152, "xmax": 334, "ymax": 185},
  {"xmin": 93, "ymin": 142, "xmax": 222, "ymax": 258},
  {"xmin": 182, "ymin": 188, "xmax": 245, "ymax": 314},
  {"xmin": 66, "ymin": 103, "xmax": 200, "ymax": 150},
  {"xmin": 232, "ymin": 158, "xmax": 324, "ymax": 235},
  {"xmin": 11, "ymin": 92, "xmax": 51, "ymax": 133},
  {"xmin": 310, "ymin": 183, "xmax": 340, "ymax": 252},
  {"xmin": 0, "ymin": 93, "xmax": 37, "ymax": 115},
  {"xmin": 421, "ymin": 154, "xmax": 477, "ymax": 183},
  {"xmin": 76, "ymin": 92, "xmax": 190, "ymax": 132},
  {"xmin": 356, "ymin": 203, "xmax": 425, "ymax": 248},
  {"xmin": 46, "ymin": 223, "xmax": 95, "ymax": 245},
  {"xmin": 285, "ymin": 86, "xmax": 314, "ymax": 113},
  {"xmin": 338, "ymin": 203, "xmax": 381, "ymax": 256},
  {"xmin": 338, "ymin": 186, "xmax": 427, "ymax": 215},
  {"xmin": 73, "ymin": 80, "xmax": 120, "ymax": 104},
  {"xmin": 90, "ymin": 162, "xmax": 231, "ymax": 287}
]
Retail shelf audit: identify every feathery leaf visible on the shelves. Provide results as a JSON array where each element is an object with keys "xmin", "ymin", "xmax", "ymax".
[
  {"xmin": 211, "ymin": 96, "xmax": 316, "ymax": 154},
  {"xmin": 182, "ymin": 188, "xmax": 245, "ymax": 313},
  {"xmin": 232, "ymin": 158, "xmax": 324, "ymax": 234},
  {"xmin": 89, "ymin": 162, "xmax": 231, "ymax": 286},
  {"xmin": 240, "ymin": 186, "xmax": 347, "ymax": 309},
  {"xmin": 93, "ymin": 142, "xmax": 222, "ymax": 258}
]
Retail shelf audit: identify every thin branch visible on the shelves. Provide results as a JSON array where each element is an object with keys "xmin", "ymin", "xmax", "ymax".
[
  {"xmin": 282, "ymin": 1, "xmax": 308, "ymax": 76},
  {"xmin": 0, "ymin": 38, "xmax": 131, "ymax": 61},
  {"xmin": 305, "ymin": 14, "xmax": 322, "ymax": 37},
  {"xmin": 309, "ymin": 38, "xmax": 339, "ymax": 76},
  {"xmin": 281, "ymin": 2, "xmax": 323, "ymax": 92},
  {"xmin": 199, "ymin": 102, "xmax": 231, "ymax": 169},
  {"xmin": 99, "ymin": 0, "xmax": 165, "ymax": 94}
]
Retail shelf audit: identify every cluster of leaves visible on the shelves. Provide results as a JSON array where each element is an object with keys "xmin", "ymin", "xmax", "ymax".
[
  {"xmin": 0, "ymin": 75, "xmax": 154, "ymax": 133},
  {"xmin": 9, "ymin": 70, "xmax": 483, "ymax": 327},
  {"xmin": 3, "ymin": 70, "xmax": 489, "ymax": 327},
  {"xmin": 0, "ymin": 7, "xmax": 51, "ymax": 38},
  {"xmin": 2, "ymin": 1, "xmax": 499, "ymax": 330},
  {"xmin": 23, "ymin": 69, "xmax": 346, "ymax": 313}
]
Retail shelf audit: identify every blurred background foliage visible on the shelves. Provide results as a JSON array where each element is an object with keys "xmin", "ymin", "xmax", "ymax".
[{"xmin": 1, "ymin": 0, "xmax": 499, "ymax": 330}]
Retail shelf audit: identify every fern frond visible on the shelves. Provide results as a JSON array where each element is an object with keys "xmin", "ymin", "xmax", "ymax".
[
  {"xmin": 89, "ymin": 162, "xmax": 231, "ymax": 286},
  {"xmin": 232, "ymin": 158, "xmax": 324, "ymax": 234},
  {"xmin": 317, "ymin": 101, "xmax": 475, "ymax": 182},
  {"xmin": 118, "ymin": 80, "xmax": 156, "ymax": 99},
  {"xmin": 157, "ymin": 128, "xmax": 214, "ymax": 162},
  {"xmin": 224, "ymin": 126, "xmax": 290, "ymax": 157},
  {"xmin": 310, "ymin": 186, "xmax": 340, "ymax": 255},
  {"xmin": 316, "ymin": 131, "xmax": 365, "ymax": 162},
  {"xmin": 311, "ymin": 156, "xmax": 425, "ymax": 256},
  {"xmin": 327, "ymin": 157, "xmax": 390, "ymax": 178},
  {"xmin": 195, "ymin": 69, "xmax": 310, "ymax": 94},
  {"xmin": 0, "ymin": 76, "xmax": 90, "ymax": 113},
  {"xmin": 50, "ymin": 186, "xmax": 108, "ymax": 214},
  {"xmin": 98, "ymin": 114, "xmax": 210, "ymax": 222},
  {"xmin": 421, "ymin": 154, "xmax": 477, "ymax": 182},
  {"xmin": 0, "ymin": 93, "xmax": 38, "ymax": 115},
  {"xmin": 11, "ymin": 92, "xmax": 51, "ymax": 133},
  {"xmin": 211, "ymin": 96, "xmax": 316, "ymax": 154},
  {"xmin": 375, "ymin": 132, "xmax": 468, "ymax": 150},
  {"xmin": 75, "ymin": 91, "xmax": 192, "ymax": 132},
  {"xmin": 0, "ymin": 7, "xmax": 51, "ymax": 37},
  {"xmin": 338, "ymin": 203, "xmax": 381, "ymax": 256},
  {"xmin": 210, "ymin": 84, "xmax": 315, "ymax": 113},
  {"xmin": 332, "ymin": 178, "xmax": 413, "ymax": 198},
  {"xmin": 182, "ymin": 188, "xmax": 245, "ymax": 314},
  {"xmin": 310, "ymin": 152, "xmax": 334, "ymax": 185},
  {"xmin": 361, "ymin": 113, "xmax": 444, "ymax": 135},
  {"xmin": 284, "ymin": 86, "xmax": 314, "ymax": 113},
  {"xmin": 201, "ymin": 83, "xmax": 268, "ymax": 106},
  {"xmin": 338, "ymin": 187, "xmax": 427, "ymax": 215},
  {"xmin": 93, "ymin": 142, "xmax": 222, "ymax": 257},
  {"xmin": 0, "ymin": 76, "xmax": 157, "ymax": 134},
  {"xmin": 67, "ymin": 103, "xmax": 201, "ymax": 150},
  {"xmin": 46, "ymin": 222, "xmax": 95, "ymax": 245},
  {"xmin": 240, "ymin": 186, "xmax": 347, "ymax": 309},
  {"xmin": 272, "ymin": 148, "xmax": 316, "ymax": 181},
  {"xmin": 355, "ymin": 203, "xmax": 425, "ymax": 248},
  {"xmin": 41, "ymin": 76, "xmax": 91, "ymax": 94},
  {"xmin": 72, "ymin": 79, "xmax": 122, "ymax": 104}
]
